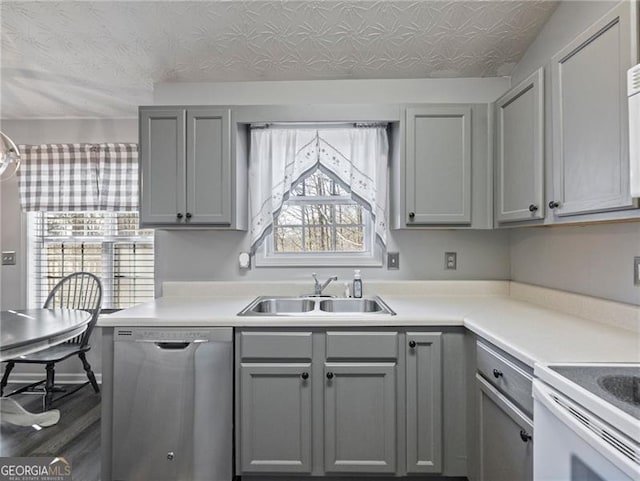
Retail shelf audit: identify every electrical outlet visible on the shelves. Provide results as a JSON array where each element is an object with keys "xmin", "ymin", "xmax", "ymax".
[
  {"xmin": 1, "ymin": 251, "xmax": 16, "ymax": 266},
  {"xmin": 387, "ymin": 252, "xmax": 400, "ymax": 270},
  {"xmin": 445, "ymin": 252, "xmax": 457, "ymax": 270},
  {"xmin": 634, "ymin": 257, "xmax": 640, "ymax": 286}
]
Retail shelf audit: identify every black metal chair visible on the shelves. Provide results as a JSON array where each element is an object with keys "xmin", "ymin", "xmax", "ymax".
[{"xmin": 0, "ymin": 272, "xmax": 103, "ymax": 410}]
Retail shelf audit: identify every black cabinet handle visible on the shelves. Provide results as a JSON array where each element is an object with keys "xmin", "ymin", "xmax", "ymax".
[
  {"xmin": 176, "ymin": 213, "xmax": 183, "ymax": 219},
  {"xmin": 528, "ymin": 204, "xmax": 538, "ymax": 212},
  {"xmin": 326, "ymin": 372, "xmax": 334, "ymax": 380},
  {"xmin": 493, "ymin": 369, "xmax": 503, "ymax": 379},
  {"xmin": 185, "ymin": 212, "xmax": 192, "ymax": 219},
  {"xmin": 301, "ymin": 372, "xmax": 309, "ymax": 380},
  {"xmin": 520, "ymin": 430, "xmax": 532, "ymax": 443},
  {"xmin": 548, "ymin": 201, "xmax": 559, "ymax": 209},
  {"xmin": 408, "ymin": 340, "xmax": 416, "ymax": 348},
  {"xmin": 408, "ymin": 212, "xmax": 415, "ymax": 219}
]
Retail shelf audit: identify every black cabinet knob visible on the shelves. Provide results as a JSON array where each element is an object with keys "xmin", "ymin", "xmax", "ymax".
[
  {"xmin": 326, "ymin": 372, "xmax": 334, "ymax": 380},
  {"xmin": 408, "ymin": 212, "xmax": 415, "ymax": 219},
  {"xmin": 176, "ymin": 213, "xmax": 183, "ymax": 219},
  {"xmin": 493, "ymin": 369, "xmax": 503, "ymax": 379},
  {"xmin": 301, "ymin": 372, "xmax": 309, "ymax": 380},
  {"xmin": 520, "ymin": 430, "xmax": 532, "ymax": 443},
  {"xmin": 548, "ymin": 201, "xmax": 559, "ymax": 209},
  {"xmin": 528, "ymin": 204, "xmax": 538, "ymax": 212},
  {"xmin": 185, "ymin": 212, "xmax": 192, "ymax": 219},
  {"xmin": 408, "ymin": 340, "xmax": 416, "ymax": 348}
]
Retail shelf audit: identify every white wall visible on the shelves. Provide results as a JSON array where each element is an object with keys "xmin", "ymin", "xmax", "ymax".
[
  {"xmin": 507, "ymin": 0, "xmax": 640, "ymax": 306},
  {"xmin": 155, "ymin": 229, "xmax": 511, "ymax": 295},
  {"xmin": 510, "ymin": 222, "xmax": 640, "ymax": 305},
  {"xmin": 155, "ymin": 77, "xmax": 509, "ymax": 105}
]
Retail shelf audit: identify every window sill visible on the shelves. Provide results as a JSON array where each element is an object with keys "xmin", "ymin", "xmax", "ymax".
[{"xmin": 254, "ymin": 250, "xmax": 383, "ymax": 268}]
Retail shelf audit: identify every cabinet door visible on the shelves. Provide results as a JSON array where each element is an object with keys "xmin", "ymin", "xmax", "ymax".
[
  {"xmin": 240, "ymin": 363, "xmax": 312, "ymax": 473},
  {"xmin": 405, "ymin": 106, "xmax": 472, "ymax": 225},
  {"xmin": 139, "ymin": 108, "xmax": 186, "ymax": 225},
  {"xmin": 551, "ymin": 2, "xmax": 637, "ymax": 216},
  {"xmin": 478, "ymin": 375, "xmax": 533, "ymax": 481},
  {"xmin": 324, "ymin": 363, "xmax": 396, "ymax": 474},
  {"xmin": 186, "ymin": 108, "xmax": 232, "ymax": 225},
  {"xmin": 406, "ymin": 332, "xmax": 442, "ymax": 474},
  {"xmin": 496, "ymin": 69, "xmax": 545, "ymax": 223}
]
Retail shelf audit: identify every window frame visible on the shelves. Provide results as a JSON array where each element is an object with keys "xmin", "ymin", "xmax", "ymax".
[
  {"xmin": 255, "ymin": 169, "xmax": 383, "ymax": 267},
  {"xmin": 26, "ymin": 211, "xmax": 155, "ymax": 311}
]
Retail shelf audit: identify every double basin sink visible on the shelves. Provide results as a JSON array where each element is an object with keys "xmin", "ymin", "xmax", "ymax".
[{"xmin": 238, "ymin": 296, "xmax": 395, "ymax": 316}]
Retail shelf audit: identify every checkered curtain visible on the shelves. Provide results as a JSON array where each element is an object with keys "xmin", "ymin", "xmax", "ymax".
[
  {"xmin": 18, "ymin": 144, "xmax": 99, "ymax": 211},
  {"xmin": 97, "ymin": 143, "xmax": 138, "ymax": 210},
  {"xmin": 18, "ymin": 143, "xmax": 138, "ymax": 211}
]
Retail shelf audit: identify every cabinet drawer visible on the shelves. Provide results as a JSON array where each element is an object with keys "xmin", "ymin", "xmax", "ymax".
[
  {"xmin": 325, "ymin": 331, "xmax": 398, "ymax": 360},
  {"xmin": 240, "ymin": 331, "xmax": 313, "ymax": 360},
  {"xmin": 476, "ymin": 341, "xmax": 533, "ymax": 416}
]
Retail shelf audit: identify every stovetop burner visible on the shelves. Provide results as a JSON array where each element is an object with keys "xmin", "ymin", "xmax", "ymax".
[{"xmin": 550, "ymin": 365, "xmax": 640, "ymax": 420}]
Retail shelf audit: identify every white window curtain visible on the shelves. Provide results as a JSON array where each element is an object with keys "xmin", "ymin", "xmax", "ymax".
[{"xmin": 249, "ymin": 124, "xmax": 388, "ymax": 251}]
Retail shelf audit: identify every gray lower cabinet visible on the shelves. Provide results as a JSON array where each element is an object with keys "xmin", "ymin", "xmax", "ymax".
[
  {"xmin": 477, "ymin": 375, "xmax": 533, "ymax": 481},
  {"xmin": 139, "ymin": 105, "xmax": 242, "ymax": 228},
  {"xmin": 236, "ymin": 328, "xmax": 452, "ymax": 477},
  {"xmin": 404, "ymin": 106, "xmax": 472, "ymax": 225},
  {"xmin": 550, "ymin": 2, "xmax": 637, "ymax": 217},
  {"xmin": 239, "ymin": 363, "xmax": 312, "ymax": 473},
  {"xmin": 405, "ymin": 332, "xmax": 442, "ymax": 474},
  {"xmin": 323, "ymin": 363, "xmax": 396, "ymax": 474}
]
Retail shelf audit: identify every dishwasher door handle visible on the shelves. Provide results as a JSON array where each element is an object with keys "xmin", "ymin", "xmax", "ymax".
[{"xmin": 155, "ymin": 341, "xmax": 193, "ymax": 350}]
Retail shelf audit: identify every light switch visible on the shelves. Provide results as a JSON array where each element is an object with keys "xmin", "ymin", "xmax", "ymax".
[
  {"xmin": 387, "ymin": 252, "xmax": 400, "ymax": 270},
  {"xmin": 2, "ymin": 251, "xmax": 16, "ymax": 266}
]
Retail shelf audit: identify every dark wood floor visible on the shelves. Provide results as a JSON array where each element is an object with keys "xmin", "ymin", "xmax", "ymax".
[{"xmin": 0, "ymin": 383, "xmax": 101, "ymax": 481}]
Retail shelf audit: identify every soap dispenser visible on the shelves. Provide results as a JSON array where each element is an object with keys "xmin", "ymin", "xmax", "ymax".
[{"xmin": 352, "ymin": 270, "xmax": 363, "ymax": 298}]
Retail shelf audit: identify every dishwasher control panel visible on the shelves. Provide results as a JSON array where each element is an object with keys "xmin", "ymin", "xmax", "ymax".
[{"xmin": 115, "ymin": 327, "xmax": 232, "ymax": 342}]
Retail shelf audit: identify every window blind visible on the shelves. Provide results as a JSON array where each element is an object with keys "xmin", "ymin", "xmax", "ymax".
[{"xmin": 28, "ymin": 211, "xmax": 154, "ymax": 310}]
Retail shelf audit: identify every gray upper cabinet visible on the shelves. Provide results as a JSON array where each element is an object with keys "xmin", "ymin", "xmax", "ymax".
[
  {"xmin": 550, "ymin": 2, "xmax": 637, "ymax": 217},
  {"xmin": 239, "ymin": 363, "xmax": 312, "ymax": 473},
  {"xmin": 405, "ymin": 106, "xmax": 472, "ymax": 225},
  {"xmin": 495, "ymin": 69, "xmax": 545, "ymax": 223},
  {"xmin": 139, "ymin": 106, "xmax": 244, "ymax": 228},
  {"xmin": 186, "ymin": 109, "xmax": 231, "ymax": 224},
  {"xmin": 139, "ymin": 108, "xmax": 186, "ymax": 225},
  {"xmin": 405, "ymin": 332, "xmax": 442, "ymax": 474},
  {"xmin": 324, "ymin": 363, "xmax": 396, "ymax": 474}
]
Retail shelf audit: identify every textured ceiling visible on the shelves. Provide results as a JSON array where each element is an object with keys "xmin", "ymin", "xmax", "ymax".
[{"xmin": 1, "ymin": 1, "xmax": 558, "ymax": 119}]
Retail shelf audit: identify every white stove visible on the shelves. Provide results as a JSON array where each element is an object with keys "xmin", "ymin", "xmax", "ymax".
[{"xmin": 534, "ymin": 363, "xmax": 640, "ymax": 481}]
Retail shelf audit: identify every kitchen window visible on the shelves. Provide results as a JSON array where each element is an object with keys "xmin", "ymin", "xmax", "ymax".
[
  {"xmin": 17, "ymin": 143, "xmax": 151, "ymax": 310},
  {"xmin": 27, "ymin": 211, "xmax": 154, "ymax": 310},
  {"xmin": 250, "ymin": 124, "xmax": 388, "ymax": 267}
]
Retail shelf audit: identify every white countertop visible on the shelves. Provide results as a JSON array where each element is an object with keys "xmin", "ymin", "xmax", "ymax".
[{"xmin": 100, "ymin": 288, "xmax": 640, "ymax": 367}]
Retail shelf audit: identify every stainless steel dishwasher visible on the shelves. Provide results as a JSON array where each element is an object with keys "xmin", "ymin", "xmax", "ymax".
[{"xmin": 112, "ymin": 327, "xmax": 232, "ymax": 481}]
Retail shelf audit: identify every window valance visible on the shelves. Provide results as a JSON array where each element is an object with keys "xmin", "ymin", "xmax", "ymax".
[{"xmin": 18, "ymin": 143, "xmax": 138, "ymax": 212}]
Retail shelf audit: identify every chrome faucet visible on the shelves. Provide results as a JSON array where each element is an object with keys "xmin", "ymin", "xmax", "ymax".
[{"xmin": 312, "ymin": 273, "xmax": 338, "ymax": 296}]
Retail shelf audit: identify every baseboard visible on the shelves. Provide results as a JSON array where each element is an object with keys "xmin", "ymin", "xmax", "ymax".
[{"xmin": 3, "ymin": 372, "xmax": 102, "ymax": 385}]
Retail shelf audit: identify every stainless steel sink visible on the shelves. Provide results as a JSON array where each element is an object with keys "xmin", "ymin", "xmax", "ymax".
[
  {"xmin": 248, "ymin": 298, "xmax": 315, "ymax": 314},
  {"xmin": 238, "ymin": 296, "xmax": 395, "ymax": 316},
  {"xmin": 319, "ymin": 298, "xmax": 390, "ymax": 313}
]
